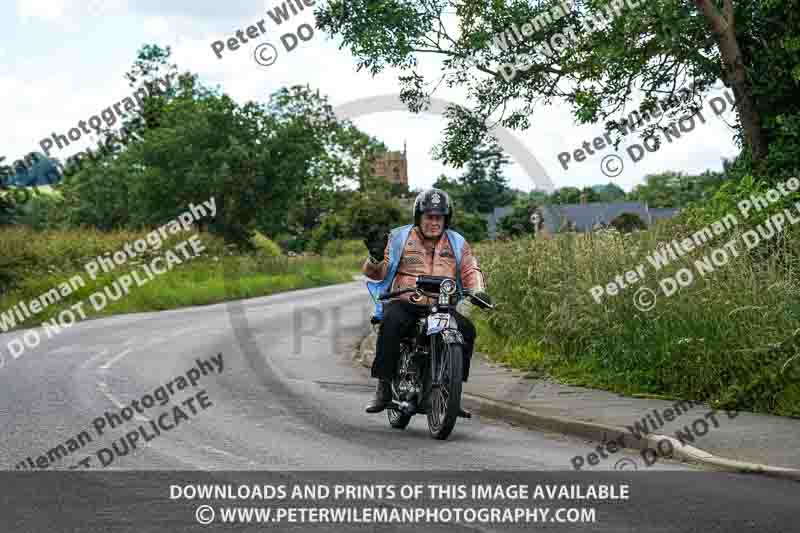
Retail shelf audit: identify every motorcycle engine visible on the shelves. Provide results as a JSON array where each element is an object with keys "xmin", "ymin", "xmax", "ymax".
[{"xmin": 395, "ymin": 345, "xmax": 421, "ymax": 401}]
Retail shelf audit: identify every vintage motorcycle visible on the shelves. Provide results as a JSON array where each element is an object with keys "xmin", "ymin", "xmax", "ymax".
[{"xmin": 374, "ymin": 275, "xmax": 494, "ymax": 440}]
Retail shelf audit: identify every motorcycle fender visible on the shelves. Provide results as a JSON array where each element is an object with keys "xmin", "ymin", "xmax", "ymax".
[{"xmin": 439, "ymin": 329, "xmax": 464, "ymax": 345}]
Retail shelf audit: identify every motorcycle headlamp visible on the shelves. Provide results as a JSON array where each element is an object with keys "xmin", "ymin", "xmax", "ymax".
[{"xmin": 440, "ymin": 279, "xmax": 457, "ymax": 295}]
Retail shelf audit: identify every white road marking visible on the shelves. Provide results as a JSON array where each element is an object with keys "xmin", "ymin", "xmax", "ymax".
[
  {"xmin": 199, "ymin": 445, "xmax": 261, "ymax": 467},
  {"xmin": 96, "ymin": 380, "xmax": 150, "ymax": 422},
  {"xmin": 80, "ymin": 349, "xmax": 109, "ymax": 371},
  {"xmin": 100, "ymin": 348, "xmax": 132, "ymax": 370}
]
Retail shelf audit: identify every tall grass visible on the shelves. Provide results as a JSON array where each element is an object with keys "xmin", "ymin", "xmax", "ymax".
[
  {"xmin": 472, "ymin": 220, "xmax": 800, "ymax": 417},
  {"xmin": 0, "ymin": 227, "xmax": 362, "ymax": 330}
]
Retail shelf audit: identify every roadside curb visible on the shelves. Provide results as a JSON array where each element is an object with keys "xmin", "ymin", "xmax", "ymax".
[
  {"xmin": 460, "ymin": 392, "xmax": 800, "ymax": 482},
  {"xmin": 355, "ymin": 332, "xmax": 800, "ymax": 482}
]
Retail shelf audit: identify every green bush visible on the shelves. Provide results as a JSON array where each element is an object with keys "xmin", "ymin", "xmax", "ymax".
[
  {"xmin": 274, "ymin": 232, "xmax": 308, "ymax": 254},
  {"xmin": 322, "ymin": 239, "xmax": 366, "ymax": 257},
  {"xmin": 17, "ymin": 188, "xmax": 69, "ymax": 230},
  {"xmin": 0, "ymin": 226, "xmax": 229, "ymax": 297},
  {"xmin": 452, "ymin": 211, "xmax": 488, "ymax": 242},
  {"xmin": 609, "ymin": 212, "xmax": 645, "ymax": 233},
  {"xmin": 472, "ymin": 213, "xmax": 800, "ymax": 417},
  {"xmin": 308, "ymin": 213, "xmax": 349, "ymax": 253},
  {"xmin": 497, "ymin": 205, "xmax": 537, "ymax": 238},
  {"xmin": 250, "ymin": 231, "xmax": 282, "ymax": 257}
]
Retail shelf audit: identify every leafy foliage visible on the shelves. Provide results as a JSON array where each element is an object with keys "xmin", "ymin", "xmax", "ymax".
[
  {"xmin": 433, "ymin": 137, "xmax": 515, "ymax": 214},
  {"xmin": 54, "ymin": 45, "xmax": 384, "ymax": 248},
  {"xmin": 451, "ymin": 209, "xmax": 488, "ymax": 243},
  {"xmin": 498, "ymin": 204, "xmax": 538, "ymax": 239},
  {"xmin": 628, "ymin": 170, "xmax": 728, "ymax": 207},
  {"xmin": 609, "ymin": 212, "xmax": 646, "ymax": 232},
  {"xmin": 250, "ymin": 231, "xmax": 283, "ymax": 257},
  {"xmin": 316, "ymin": 0, "xmax": 800, "ymax": 179}
]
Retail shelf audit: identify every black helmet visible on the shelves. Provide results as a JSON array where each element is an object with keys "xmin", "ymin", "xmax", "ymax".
[{"xmin": 413, "ymin": 188, "xmax": 453, "ymax": 229}]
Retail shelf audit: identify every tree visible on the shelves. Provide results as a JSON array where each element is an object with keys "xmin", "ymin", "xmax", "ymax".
[
  {"xmin": 0, "ymin": 156, "xmax": 30, "ymax": 226},
  {"xmin": 433, "ymin": 174, "xmax": 467, "ymax": 203},
  {"xmin": 316, "ymin": 0, "xmax": 800, "ymax": 180},
  {"xmin": 525, "ymin": 189, "xmax": 550, "ymax": 206},
  {"xmin": 550, "ymin": 186, "xmax": 582, "ymax": 204},
  {"xmin": 433, "ymin": 138, "xmax": 515, "ymax": 213},
  {"xmin": 348, "ymin": 191, "xmax": 406, "ymax": 249},
  {"xmin": 456, "ymin": 137, "xmax": 516, "ymax": 213},
  {"xmin": 58, "ymin": 45, "xmax": 384, "ymax": 247},
  {"xmin": 498, "ymin": 204, "xmax": 538, "ymax": 238},
  {"xmin": 451, "ymin": 209, "xmax": 488, "ymax": 242},
  {"xmin": 266, "ymin": 85, "xmax": 385, "ymax": 241},
  {"xmin": 628, "ymin": 170, "xmax": 726, "ymax": 207},
  {"xmin": 610, "ymin": 212, "xmax": 646, "ymax": 232},
  {"xmin": 593, "ymin": 183, "xmax": 626, "ymax": 202}
]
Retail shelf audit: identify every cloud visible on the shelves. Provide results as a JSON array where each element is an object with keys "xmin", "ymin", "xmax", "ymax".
[
  {"xmin": 128, "ymin": 0, "xmax": 262, "ymax": 19},
  {"xmin": 17, "ymin": 0, "xmax": 67, "ymax": 20}
]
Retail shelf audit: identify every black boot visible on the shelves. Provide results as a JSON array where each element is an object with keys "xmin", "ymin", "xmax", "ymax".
[{"xmin": 365, "ymin": 379, "xmax": 391, "ymax": 413}]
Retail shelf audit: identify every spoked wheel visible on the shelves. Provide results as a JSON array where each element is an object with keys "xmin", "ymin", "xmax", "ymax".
[{"xmin": 427, "ymin": 342, "xmax": 463, "ymax": 440}]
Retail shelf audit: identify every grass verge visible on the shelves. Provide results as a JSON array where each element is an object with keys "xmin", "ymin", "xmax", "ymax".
[
  {"xmin": 0, "ymin": 227, "xmax": 362, "ymax": 332},
  {"xmin": 472, "ymin": 219, "xmax": 800, "ymax": 417}
]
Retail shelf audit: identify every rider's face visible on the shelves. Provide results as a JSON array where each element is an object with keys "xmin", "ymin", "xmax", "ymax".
[{"xmin": 420, "ymin": 213, "xmax": 444, "ymax": 239}]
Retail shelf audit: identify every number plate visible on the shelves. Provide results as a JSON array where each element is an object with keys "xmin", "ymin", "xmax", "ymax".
[{"xmin": 426, "ymin": 313, "xmax": 450, "ymax": 335}]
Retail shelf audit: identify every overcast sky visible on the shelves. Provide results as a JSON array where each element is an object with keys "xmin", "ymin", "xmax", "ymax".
[{"xmin": 1, "ymin": 0, "xmax": 741, "ymax": 193}]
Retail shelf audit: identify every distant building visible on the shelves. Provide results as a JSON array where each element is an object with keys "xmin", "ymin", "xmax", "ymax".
[
  {"xmin": 484, "ymin": 195, "xmax": 680, "ymax": 240},
  {"xmin": 369, "ymin": 142, "xmax": 409, "ymax": 187}
]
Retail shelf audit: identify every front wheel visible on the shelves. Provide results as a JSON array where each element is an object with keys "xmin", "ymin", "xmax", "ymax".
[{"xmin": 427, "ymin": 341, "xmax": 463, "ymax": 440}]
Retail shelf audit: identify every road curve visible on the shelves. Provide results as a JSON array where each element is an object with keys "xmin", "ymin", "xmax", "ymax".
[{"xmin": 0, "ymin": 281, "xmax": 795, "ymax": 532}]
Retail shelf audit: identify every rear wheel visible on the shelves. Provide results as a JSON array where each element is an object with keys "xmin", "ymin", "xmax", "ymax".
[{"xmin": 427, "ymin": 341, "xmax": 463, "ymax": 440}]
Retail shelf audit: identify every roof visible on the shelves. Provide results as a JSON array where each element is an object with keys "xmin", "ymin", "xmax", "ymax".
[
  {"xmin": 482, "ymin": 201, "xmax": 680, "ymax": 239},
  {"xmin": 649, "ymin": 207, "xmax": 681, "ymax": 220},
  {"xmin": 540, "ymin": 202, "xmax": 652, "ymax": 232}
]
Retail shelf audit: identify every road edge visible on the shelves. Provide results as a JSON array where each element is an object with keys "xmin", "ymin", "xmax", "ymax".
[{"xmin": 356, "ymin": 332, "xmax": 800, "ymax": 482}]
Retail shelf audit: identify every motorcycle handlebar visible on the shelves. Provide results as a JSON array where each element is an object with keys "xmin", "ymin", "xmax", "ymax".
[{"xmin": 378, "ymin": 287, "xmax": 494, "ymax": 310}]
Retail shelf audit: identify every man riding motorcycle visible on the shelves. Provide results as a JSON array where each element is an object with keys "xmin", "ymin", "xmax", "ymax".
[{"xmin": 362, "ymin": 188, "xmax": 492, "ymax": 414}]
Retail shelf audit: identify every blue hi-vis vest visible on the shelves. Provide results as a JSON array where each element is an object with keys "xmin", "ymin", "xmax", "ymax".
[{"xmin": 366, "ymin": 224, "xmax": 466, "ymax": 320}]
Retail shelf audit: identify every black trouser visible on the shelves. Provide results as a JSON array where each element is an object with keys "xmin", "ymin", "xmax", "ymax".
[{"xmin": 372, "ymin": 300, "xmax": 476, "ymax": 382}]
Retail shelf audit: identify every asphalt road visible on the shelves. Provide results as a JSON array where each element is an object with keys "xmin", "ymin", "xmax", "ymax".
[{"xmin": 0, "ymin": 281, "xmax": 795, "ymax": 531}]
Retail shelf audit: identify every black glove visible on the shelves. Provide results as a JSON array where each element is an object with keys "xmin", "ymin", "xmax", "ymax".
[{"xmin": 363, "ymin": 228, "xmax": 390, "ymax": 261}]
